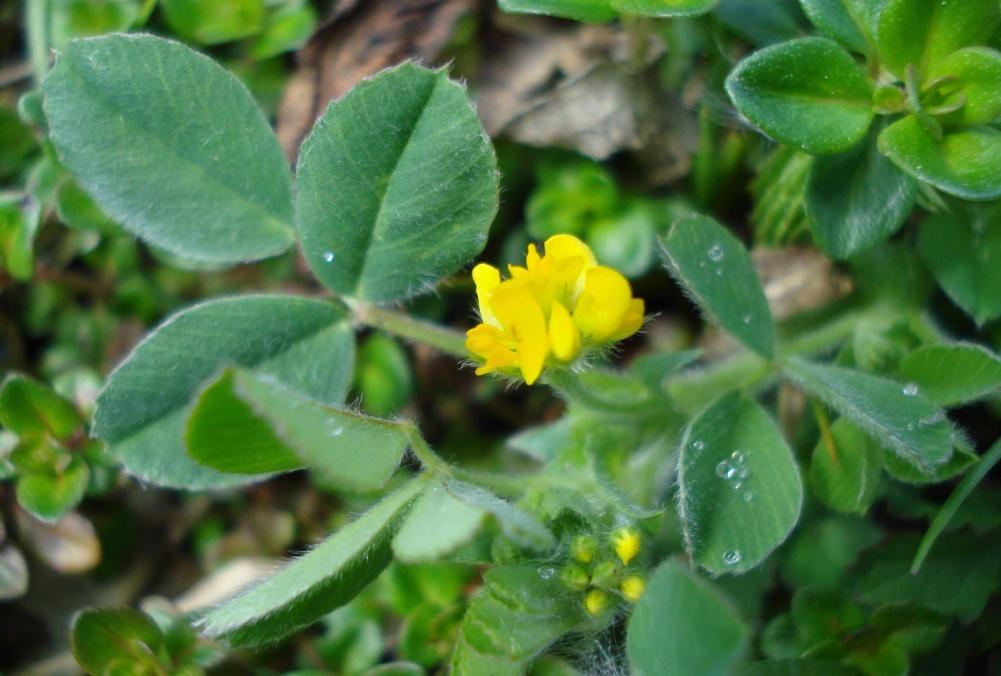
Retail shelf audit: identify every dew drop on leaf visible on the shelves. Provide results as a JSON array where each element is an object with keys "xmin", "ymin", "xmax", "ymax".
[
  {"xmin": 538, "ymin": 566, "xmax": 556, "ymax": 580},
  {"xmin": 722, "ymin": 550, "xmax": 741, "ymax": 565},
  {"xmin": 322, "ymin": 251, "xmax": 335, "ymax": 263},
  {"xmin": 902, "ymin": 382, "xmax": 919, "ymax": 396},
  {"xmin": 708, "ymin": 245, "xmax": 724, "ymax": 262}
]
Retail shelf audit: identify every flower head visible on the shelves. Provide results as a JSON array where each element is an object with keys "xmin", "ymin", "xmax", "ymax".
[
  {"xmin": 620, "ymin": 575, "xmax": 645, "ymax": 602},
  {"xmin": 466, "ymin": 235, "xmax": 644, "ymax": 385}
]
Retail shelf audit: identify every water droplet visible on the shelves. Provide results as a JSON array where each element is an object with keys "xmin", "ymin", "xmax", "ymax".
[
  {"xmin": 722, "ymin": 550, "xmax": 741, "ymax": 565},
  {"xmin": 737, "ymin": 465, "xmax": 750, "ymax": 480},
  {"xmin": 716, "ymin": 461, "xmax": 735, "ymax": 479},
  {"xmin": 692, "ymin": 440, "xmax": 705, "ymax": 451},
  {"xmin": 322, "ymin": 251, "xmax": 336, "ymax": 263},
  {"xmin": 906, "ymin": 423, "xmax": 915, "ymax": 431},
  {"xmin": 743, "ymin": 492, "xmax": 754, "ymax": 502},
  {"xmin": 902, "ymin": 382, "xmax": 919, "ymax": 396},
  {"xmin": 733, "ymin": 481, "xmax": 743, "ymax": 491},
  {"xmin": 714, "ymin": 268, "xmax": 723, "ymax": 276},
  {"xmin": 708, "ymin": 245, "xmax": 724, "ymax": 262},
  {"xmin": 919, "ymin": 411, "xmax": 945, "ymax": 427},
  {"xmin": 538, "ymin": 566, "xmax": 556, "ymax": 580},
  {"xmin": 731, "ymin": 450, "xmax": 744, "ymax": 462},
  {"xmin": 742, "ymin": 315, "xmax": 751, "ymax": 325},
  {"xmin": 329, "ymin": 426, "xmax": 344, "ymax": 437}
]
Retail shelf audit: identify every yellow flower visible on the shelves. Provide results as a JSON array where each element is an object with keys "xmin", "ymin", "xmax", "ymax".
[
  {"xmin": 466, "ymin": 235, "xmax": 644, "ymax": 385},
  {"xmin": 611, "ymin": 527, "xmax": 641, "ymax": 566},
  {"xmin": 585, "ymin": 588, "xmax": 610, "ymax": 615},
  {"xmin": 620, "ymin": 576, "xmax": 645, "ymax": 602}
]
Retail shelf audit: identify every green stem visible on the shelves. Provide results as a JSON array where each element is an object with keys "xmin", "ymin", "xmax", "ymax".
[
  {"xmin": 403, "ymin": 424, "xmax": 452, "ymax": 476},
  {"xmin": 348, "ymin": 300, "xmax": 467, "ymax": 360},
  {"xmin": 26, "ymin": 0, "xmax": 50, "ymax": 85},
  {"xmin": 668, "ymin": 305, "xmax": 873, "ymax": 413},
  {"xmin": 543, "ymin": 368, "xmax": 661, "ymax": 418}
]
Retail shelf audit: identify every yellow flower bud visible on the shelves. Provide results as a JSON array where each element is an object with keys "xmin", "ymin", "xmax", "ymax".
[
  {"xmin": 570, "ymin": 535, "xmax": 597, "ymax": 563},
  {"xmin": 611, "ymin": 528, "xmax": 641, "ymax": 566},
  {"xmin": 585, "ymin": 588, "xmax": 610, "ymax": 615},
  {"xmin": 621, "ymin": 575, "xmax": 645, "ymax": 602},
  {"xmin": 561, "ymin": 564, "xmax": 590, "ymax": 590}
]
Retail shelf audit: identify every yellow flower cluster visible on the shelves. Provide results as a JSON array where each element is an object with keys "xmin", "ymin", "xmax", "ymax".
[
  {"xmin": 564, "ymin": 529, "xmax": 646, "ymax": 615},
  {"xmin": 465, "ymin": 235, "xmax": 645, "ymax": 385}
]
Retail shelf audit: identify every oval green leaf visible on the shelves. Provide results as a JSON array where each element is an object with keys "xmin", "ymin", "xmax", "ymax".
[
  {"xmin": 878, "ymin": 116, "xmax": 1001, "ymax": 200},
  {"xmin": 43, "ymin": 34, "xmax": 294, "ymax": 264},
  {"xmin": 678, "ymin": 392, "xmax": 803, "ymax": 574},
  {"xmin": 198, "ymin": 479, "xmax": 424, "ymax": 646},
  {"xmin": 611, "ymin": 0, "xmax": 718, "ymax": 17},
  {"xmin": 93, "ymin": 295, "xmax": 354, "ymax": 489},
  {"xmin": 783, "ymin": 357, "xmax": 954, "ymax": 472},
  {"xmin": 725, "ymin": 37, "xmax": 873, "ymax": 155},
  {"xmin": 897, "ymin": 343, "xmax": 1001, "ymax": 406},
  {"xmin": 392, "ymin": 480, "xmax": 487, "ymax": 563},
  {"xmin": 71, "ymin": 607, "xmax": 166, "ymax": 676},
  {"xmin": 498, "ymin": 0, "xmax": 617, "ymax": 22},
  {"xmin": 877, "ymin": 0, "xmax": 1000, "ymax": 79},
  {"xmin": 917, "ymin": 203, "xmax": 1001, "ymax": 325},
  {"xmin": 800, "ymin": 0, "xmax": 880, "ymax": 54},
  {"xmin": 187, "ymin": 369, "xmax": 407, "ymax": 492},
  {"xmin": 809, "ymin": 418, "xmax": 882, "ymax": 515},
  {"xmin": 296, "ymin": 63, "xmax": 498, "ymax": 302},
  {"xmin": 659, "ymin": 215, "xmax": 775, "ymax": 359},
  {"xmin": 805, "ymin": 128, "xmax": 916, "ymax": 259},
  {"xmin": 627, "ymin": 560, "xmax": 749, "ymax": 675},
  {"xmin": 926, "ymin": 47, "xmax": 1001, "ymax": 126}
]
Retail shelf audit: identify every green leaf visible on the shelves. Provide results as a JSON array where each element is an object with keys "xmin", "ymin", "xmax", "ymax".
[
  {"xmin": 250, "ymin": 3, "xmax": 317, "ymax": 60},
  {"xmin": 296, "ymin": 62, "xmax": 498, "ymax": 302},
  {"xmin": 799, "ymin": 0, "xmax": 880, "ymax": 54},
  {"xmin": 93, "ymin": 295, "xmax": 354, "ymax": 490},
  {"xmin": 43, "ymin": 34, "xmax": 294, "ymax": 264},
  {"xmin": 447, "ymin": 480, "xmax": 556, "ymax": 552},
  {"xmin": 925, "ymin": 47, "xmax": 1001, "ymax": 126},
  {"xmin": 781, "ymin": 516, "xmax": 882, "ymax": 589},
  {"xmin": 451, "ymin": 565, "xmax": 588, "ymax": 675},
  {"xmin": 71, "ymin": 607, "xmax": 166, "ymax": 676},
  {"xmin": 917, "ymin": 203, "xmax": 1001, "ymax": 325},
  {"xmin": 497, "ymin": 0, "xmax": 617, "ymax": 22},
  {"xmin": 880, "ymin": 442, "xmax": 976, "ymax": 484},
  {"xmin": 627, "ymin": 560, "xmax": 749, "ymax": 675},
  {"xmin": 17, "ymin": 455, "xmax": 90, "ymax": 522},
  {"xmin": 878, "ymin": 116, "xmax": 1001, "ymax": 200},
  {"xmin": 725, "ymin": 37, "xmax": 873, "ymax": 155},
  {"xmin": 736, "ymin": 660, "xmax": 859, "ymax": 676},
  {"xmin": 678, "ymin": 392, "xmax": 803, "ymax": 574},
  {"xmin": 716, "ymin": 0, "xmax": 804, "ymax": 47},
  {"xmin": 392, "ymin": 480, "xmax": 486, "ymax": 563},
  {"xmin": 810, "ymin": 418, "xmax": 882, "ymax": 515},
  {"xmin": 805, "ymin": 128, "xmax": 917, "ymax": 259},
  {"xmin": 199, "ymin": 479, "xmax": 424, "ymax": 646},
  {"xmin": 610, "ymin": 0, "xmax": 719, "ymax": 18},
  {"xmin": 782, "ymin": 358, "xmax": 954, "ymax": 473},
  {"xmin": 0, "ymin": 374, "xmax": 81, "ymax": 441},
  {"xmin": 49, "ymin": 0, "xmax": 143, "ymax": 48},
  {"xmin": 187, "ymin": 369, "xmax": 406, "ymax": 492},
  {"xmin": 790, "ymin": 587, "xmax": 864, "ymax": 645},
  {"xmin": 912, "ymin": 437, "xmax": 1001, "ymax": 573},
  {"xmin": 876, "ymin": 0, "xmax": 1000, "ymax": 78},
  {"xmin": 659, "ymin": 215, "xmax": 775, "ymax": 359},
  {"xmin": 897, "ymin": 343, "xmax": 1001, "ymax": 406},
  {"xmin": 0, "ymin": 193, "xmax": 41, "ymax": 281},
  {"xmin": 55, "ymin": 179, "xmax": 119, "ymax": 234},
  {"xmin": 161, "ymin": 0, "xmax": 266, "ymax": 44},
  {"xmin": 855, "ymin": 532, "xmax": 1001, "ymax": 622}
]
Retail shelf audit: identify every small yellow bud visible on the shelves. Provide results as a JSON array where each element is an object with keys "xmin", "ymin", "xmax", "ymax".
[
  {"xmin": 561, "ymin": 564, "xmax": 590, "ymax": 591},
  {"xmin": 571, "ymin": 535, "xmax": 597, "ymax": 563},
  {"xmin": 612, "ymin": 528, "xmax": 641, "ymax": 566},
  {"xmin": 621, "ymin": 576, "xmax": 645, "ymax": 602},
  {"xmin": 590, "ymin": 560, "xmax": 617, "ymax": 587},
  {"xmin": 585, "ymin": 589, "xmax": 610, "ymax": 615}
]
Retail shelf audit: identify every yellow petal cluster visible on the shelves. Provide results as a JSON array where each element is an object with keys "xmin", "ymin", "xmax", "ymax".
[{"xmin": 466, "ymin": 235, "xmax": 644, "ymax": 385}]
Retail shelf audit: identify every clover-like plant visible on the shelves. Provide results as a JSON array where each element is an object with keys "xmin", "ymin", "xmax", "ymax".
[{"xmin": 726, "ymin": 0, "xmax": 1001, "ymax": 258}]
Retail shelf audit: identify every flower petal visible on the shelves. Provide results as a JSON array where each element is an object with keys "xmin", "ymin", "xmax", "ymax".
[
  {"xmin": 491, "ymin": 284, "xmax": 549, "ymax": 385},
  {"xmin": 549, "ymin": 301, "xmax": 581, "ymax": 363},
  {"xmin": 610, "ymin": 298, "xmax": 645, "ymax": 342},
  {"xmin": 573, "ymin": 266, "xmax": 633, "ymax": 342},
  {"xmin": 472, "ymin": 263, "xmax": 501, "ymax": 326},
  {"xmin": 544, "ymin": 234, "xmax": 597, "ymax": 267}
]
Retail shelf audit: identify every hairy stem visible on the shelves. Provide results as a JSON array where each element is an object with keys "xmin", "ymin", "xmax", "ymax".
[{"xmin": 348, "ymin": 300, "xmax": 467, "ymax": 359}]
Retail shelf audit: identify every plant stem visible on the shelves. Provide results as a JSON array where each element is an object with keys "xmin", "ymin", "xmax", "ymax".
[
  {"xmin": 26, "ymin": 0, "xmax": 50, "ymax": 85},
  {"xmin": 668, "ymin": 306, "xmax": 873, "ymax": 413},
  {"xmin": 347, "ymin": 300, "xmax": 468, "ymax": 360}
]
